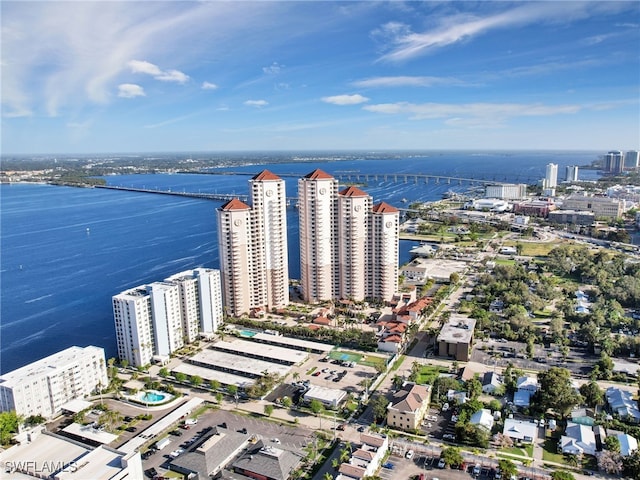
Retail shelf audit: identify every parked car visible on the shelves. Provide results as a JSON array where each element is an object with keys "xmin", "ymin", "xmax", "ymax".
[
  {"xmin": 382, "ymin": 462, "xmax": 394, "ymax": 469},
  {"xmin": 336, "ymin": 424, "xmax": 346, "ymax": 431},
  {"xmin": 125, "ymin": 426, "xmax": 137, "ymax": 433},
  {"xmin": 357, "ymin": 426, "xmax": 365, "ymax": 432},
  {"xmin": 406, "ymin": 450, "xmax": 414, "ymax": 459},
  {"xmin": 145, "ymin": 468, "xmax": 157, "ymax": 478},
  {"xmin": 473, "ymin": 464, "xmax": 481, "ymax": 476},
  {"xmin": 437, "ymin": 458, "xmax": 446, "ymax": 469}
]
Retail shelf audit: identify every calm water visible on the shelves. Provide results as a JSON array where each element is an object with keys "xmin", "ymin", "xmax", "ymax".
[{"xmin": 1, "ymin": 151, "xmax": 602, "ymax": 372}]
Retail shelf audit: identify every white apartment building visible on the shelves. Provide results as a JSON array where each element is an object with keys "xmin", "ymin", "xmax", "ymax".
[
  {"xmin": 545, "ymin": 163, "xmax": 558, "ymax": 188},
  {"xmin": 299, "ymin": 169, "xmax": 340, "ymax": 303},
  {"xmin": 0, "ymin": 346, "xmax": 108, "ymax": 419},
  {"xmin": 113, "ymin": 269, "xmax": 223, "ymax": 366},
  {"xmin": 606, "ymin": 150, "xmax": 624, "ymax": 173},
  {"xmin": 166, "ymin": 268, "xmax": 223, "ymax": 342},
  {"xmin": 299, "ymin": 169, "xmax": 399, "ymax": 304},
  {"xmin": 565, "ymin": 165, "xmax": 579, "ymax": 182},
  {"xmin": 484, "ymin": 183, "xmax": 527, "ymax": 200},
  {"xmin": 217, "ymin": 170, "xmax": 290, "ymax": 317}
]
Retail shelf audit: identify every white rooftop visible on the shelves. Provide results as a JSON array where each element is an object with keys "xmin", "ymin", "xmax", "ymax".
[
  {"xmin": 503, "ymin": 418, "xmax": 538, "ymax": 441},
  {"xmin": 0, "ymin": 346, "xmax": 104, "ymax": 388},
  {"xmin": 189, "ymin": 349, "xmax": 291, "ymax": 377},
  {"xmin": 212, "ymin": 339, "xmax": 308, "ymax": 365},
  {"xmin": 62, "ymin": 423, "xmax": 118, "ymax": 444},
  {"xmin": 250, "ymin": 332, "xmax": 334, "ymax": 353},
  {"xmin": 172, "ymin": 362, "xmax": 255, "ymax": 388}
]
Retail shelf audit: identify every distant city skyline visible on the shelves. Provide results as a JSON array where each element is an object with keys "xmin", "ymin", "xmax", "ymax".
[{"xmin": 2, "ymin": 1, "xmax": 639, "ymax": 154}]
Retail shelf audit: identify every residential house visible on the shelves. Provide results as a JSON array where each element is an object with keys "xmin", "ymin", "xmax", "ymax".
[
  {"xmin": 336, "ymin": 433, "xmax": 388, "ymax": 480},
  {"xmin": 503, "ymin": 419, "xmax": 538, "ymax": 444},
  {"xmin": 387, "ymin": 383, "xmax": 431, "ymax": 431},
  {"xmin": 482, "ymin": 371, "xmax": 503, "ymax": 394},
  {"xmin": 514, "ymin": 376, "xmax": 538, "ymax": 408},
  {"xmin": 616, "ymin": 433, "xmax": 638, "ymax": 457},
  {"xmin": 470, "ymin": 409, "xmax": 495, "ymax": 431},
  {"xmin": 232, "ymin": 441, "xmax": 304, "ymax": 480},
  {"xmin": 606, "ymin": 387, "xmax": 640, "ymax": 423},
  {"xmin": 560, "ymin": 422, "xmax": 596, "ymax": 456}
]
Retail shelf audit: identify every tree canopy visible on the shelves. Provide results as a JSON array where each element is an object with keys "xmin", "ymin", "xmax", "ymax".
[{"xmin": 533, "ymin": 367, "xmax": 582, "ymax": 417}]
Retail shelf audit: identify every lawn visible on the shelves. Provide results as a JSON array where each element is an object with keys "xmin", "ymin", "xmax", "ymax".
[
  {"xmin": 416, "ymin": 365, "xmax": 448, "ymax": 385},
  {"xmin": 501, "ymin": 445, "xmax": 533, "ymax": 458},
  {"xmin": 360, "ymin": 354, "xmax": 387, "ymax": 370},
  {"xmin": 542, "ymin": 438, "xmax": 566, "ymax": 464}
]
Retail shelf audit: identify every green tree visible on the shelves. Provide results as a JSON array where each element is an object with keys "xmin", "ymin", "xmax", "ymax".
[
  {"xmin": 281, "ymin": 396, "xmax": 292, "ymax": 408},
  {"xmin": 440, "ymin": 446, "xmax": 463, "ymax": 468},
  {"xmin": 0, "ymin": 411, "xmax": 22, "ymax": 445},
  {"xmin": 551, "ymin": 471, "xmax": 575, "ymax": 480},
  {"xmin": 227, "ymin": 384, "xmax": 238, "ymax": 396},
  {"xmin": 622, "ymin": 449, "xmax": 640, "ymax": 480},
  {"xmin": 369, "ymin": 395, "xmax": 390, "ymax": 423},
  {"xmin": 465, "ymin": 377, "xmax": 482, "ymax": 400},
  {"xmin": 604, "ymin": 435, "xmax": 621, "ymax": 452},
  {"xmin": 158, "ymin": 367, "xmax": 169, "ymax": 378},
  {"xmin": 174, "ymin": 372, "xmax": 186, "ymax": 382},
  {"xmin": 264, "ymin": 404, "xmax": 274, "ymax": 417},
  {"xmin": 310, "ymin": 399, "xmax": 325, "ymax": 429},
  {"xmin": 498, "ymin": 459, "xmax": 518, "ymax": 479},
  {"xmin": 190, "ymin": 375, "xmax": 203, "ymax": 387},
  {"xmin": 579, "ymin": 381, "xmax": 604, "ymax": 408},
  {"xmin": 533, "ymin": 367, "xmax": 582, "ymax": 418},
  {"xmin": 392, "ymin": 375, "xmax": 404, "ymax": 390},
  {"xmin": 209, "ymin": 379, "xmax": 220, "ymax": 391}
]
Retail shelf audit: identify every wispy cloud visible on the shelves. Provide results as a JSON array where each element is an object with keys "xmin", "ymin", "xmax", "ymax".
[
  {"xmin": 118, "ymin": 84, "xmax": 145, "ymax": 98},
  {"xmin": 363, "ymin": 101, "xmax": 581, "ymax": 121},
  {"xmin": 352, "ymin": 76, "xmax": 470, "ymax": 88},
  {"xmin": 262, "ymin": 62, "xmax": 283, "ymax": 74},
  {"xmin": 202, "ymin": 81, "xmax": 218, "ymax": 90},
  {"xmin": 244, "ymin": 99, "xmax": 268, "ymax": 107},
  {"xmin": 128, "ymin": 60, "xmax": 189, "ymax": 83},
  {"xmin": 322, "ymin": 94, "xmax": 369, "ymax": 105},
  {"xmin": 377, "ymin": 2, "xmax": 629, "ymax": 62},
  {"xmin": 145, "ymin": 113, "xmax": 197, "ymax": 128}
]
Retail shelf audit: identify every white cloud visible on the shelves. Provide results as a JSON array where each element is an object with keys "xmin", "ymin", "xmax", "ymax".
[
  {"xmin": 128, "ymin": 60, "xmax": 162, "ymax": 76},
  {"xmin": 202, "ymin": 81, "xmax": 218, "ymax": 90},
  {"xmin": 352, "ymin": 76, "xmax": 469, "ymax": 88},
  {"xmin": 244, "ymin": 99, "xmax": 268, "ymax": 107},
  {"xmin": 322, "ymin": 94, "xmax": 369, "ymax": 105},
  {"xmin": 128, "ymin": 60, "xmax": 189, "ymax": 84},
  {"xmin": 262, "ymin": 62, "xmax": 283, "ymax": 74},
  {"xmin": 377, "ymin": 2, "xmax": 628, "ymax": 62},
  {"xmin": 117, "ymin": 84, "xmax": 145, "ymax": 98},
  {"xmin": 363, "ymin": 101, "xmax": 581, "ymax": 121}
]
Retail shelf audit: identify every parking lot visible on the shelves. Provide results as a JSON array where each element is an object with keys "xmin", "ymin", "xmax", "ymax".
[{"xmin": 140, "ymin": 409, "xmax": 314, "ymax": 478}]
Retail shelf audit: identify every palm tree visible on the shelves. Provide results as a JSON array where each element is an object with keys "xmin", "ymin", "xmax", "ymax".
[
  {"xmin": 292, "ymin": 372, "xmax": 300, "ymax": 382},
  {"xmin": 324, "ymin": 472, "xmax": 334, "ymax": 480}
]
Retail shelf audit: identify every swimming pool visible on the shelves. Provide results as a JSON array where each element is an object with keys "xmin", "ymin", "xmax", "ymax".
[
  {"xmin": 129, "ymin": 389, "xmax": 174, "ymax": 405},
  {"xmin": 239, "ymin": 329, "xmax": 258, "ymax": 337}
]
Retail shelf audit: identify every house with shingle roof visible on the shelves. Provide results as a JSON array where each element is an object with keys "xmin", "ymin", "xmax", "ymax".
[
  {"xmin": 387, "ymin": 382, "xmax": 431, "ymax": 431},
  {"xmin": 336, "ymin": 433, "xmax": 388, "ymax": 480}
]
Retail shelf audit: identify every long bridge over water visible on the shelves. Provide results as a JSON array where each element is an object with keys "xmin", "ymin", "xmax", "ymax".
[{"xmin": 184, "ymin": 170, "xmax": 516, "ymax": 186}]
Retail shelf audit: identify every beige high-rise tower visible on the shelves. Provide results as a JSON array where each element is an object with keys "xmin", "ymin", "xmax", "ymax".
[
  {"xmin": 217, "ymin": 170, "xmax": 289, "ymax": 317},
  {"xmin": 298, "ymin": 169, "xmax": 399, "ymax": 304},
  {"xmin": 298, "ymin": 169, "xmax": 340, "ymax": 303}
]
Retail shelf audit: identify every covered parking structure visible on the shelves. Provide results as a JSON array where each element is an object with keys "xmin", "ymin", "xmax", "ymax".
[
  {"xmin": 209, "ymin": 339, "xmax": 308, "ymax": 366},
  {"xmin": 188, "ymin": 349, "xmax": 291, "ymax": 379}
]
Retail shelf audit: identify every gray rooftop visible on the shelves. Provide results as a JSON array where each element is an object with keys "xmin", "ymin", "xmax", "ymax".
[
  {"xmin": 189, "ymin": 349, "xmax": 291, "ymax": 378},
  {"xmin": 231, "ymin": 440, "xmax": 303, "ymax": 480},
  {"xmin": 437, "ymin": 315, "xmax": 476, "ymax": 344}
]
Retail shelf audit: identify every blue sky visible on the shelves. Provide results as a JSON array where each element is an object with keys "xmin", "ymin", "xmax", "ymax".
[{"xmin": 2, "ymin": 1, "xmax": 639, "ymax": 154}]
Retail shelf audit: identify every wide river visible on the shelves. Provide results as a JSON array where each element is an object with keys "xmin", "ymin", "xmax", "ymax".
[{"xmin": 1, "ymin": 151, "xmax": 603, "ymax": 372}]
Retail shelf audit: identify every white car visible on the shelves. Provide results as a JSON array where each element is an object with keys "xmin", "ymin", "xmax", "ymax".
[
  {"xmin": 437, "ymin": 459, "xmax": 446, "ymax": 469},
  {"xmin": 185, "ymin": 418, "xmax": 198, "ymax": 425},
  {"xmin": 169, "ymin": 448, "xmax": 184, "ymax": 458},
  {"xmin": 442, "ymin": 403, "xmax": 449, "ymax": 412},
  {"xmin": 405, "ymin": 449, "xmax": 414, "ymax": 459}
]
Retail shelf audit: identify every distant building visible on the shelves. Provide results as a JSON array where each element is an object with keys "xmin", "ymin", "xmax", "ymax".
[
  {"xmin": 545, "ymin": 163, "xmax": 558, "ymax": 188},
  {"xmin": 565, "ymin": 165, "xmax": 579, "ymax": 182},
  {"xmin": 387, "ymin": 383, "xmax": 431, "ymax": 431},
  {"xmin": 560, "ymin": 194, "xmax": 624, "ymax": 219},
  {"xmin": 605, "ymin": 150, "xmax": 624, "ymax": 173},
  {"xmin": 113, "ymin": 268, "xmax": 223, "ymax": 367},
  {"xmin": 616, "ymin": 433, "xmax": 639, "ymax": 457},
  {"xmin": 624, "ymin": 150, "xmax": 640, "ymax": 170},
  {"xmin": 0, "ymin": 346, "xmax": 108, "ymax": 419},
  {"xmin": 513, "ymin": 199, "xmax": 556, "ymax": 217},
  {"xmin": 548, "ymin": 210, "xmax": 595, "ymax": 226},
  {"xmin": 484, "ymin": 184, "xmax": 527, "ymax": 200},
  {"xmin": 436, "ymin": 315, "xmax": 476, "ymax": 361},
  {"xmin": 464, "ymin": 198, "xmax": 510, "ymax": 212}
]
